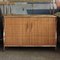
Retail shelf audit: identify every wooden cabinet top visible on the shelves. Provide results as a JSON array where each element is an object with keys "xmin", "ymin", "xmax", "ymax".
[
  {"xmin": 3, "ymin": 15, "xmax": 56, "ymax": 18},
  {"xmin": 3, "ymin": 0, "xmax": 51, "ymax": 2}
]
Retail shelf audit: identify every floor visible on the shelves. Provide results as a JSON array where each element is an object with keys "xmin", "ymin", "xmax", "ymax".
[{"xmin": 0, "ymin": 47, "xmax": 60, "ymax": 60}]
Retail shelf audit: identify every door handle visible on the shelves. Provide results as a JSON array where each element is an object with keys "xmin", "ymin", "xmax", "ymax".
[
  {"xmin": 26, "ymin": 22, "xmax": 28, "ymax": 32},
  {"xmin": 26, "ymin": 22, "xmax": 33, "ymax": 32},
  {"xmin": 30, "ymin": 23, "xmax": 33, "ymax": 31}
]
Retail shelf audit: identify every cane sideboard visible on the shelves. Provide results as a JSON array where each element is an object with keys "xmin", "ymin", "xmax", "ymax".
[{"xmin": 3, "ymin": 15, "xmax": 57, "ymax": 48}]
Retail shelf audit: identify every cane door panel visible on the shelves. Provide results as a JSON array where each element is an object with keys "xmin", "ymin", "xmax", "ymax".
[
  {"xmin": 29, "ymin": 17, "xmax": 56, "ymax": 46},
  {"xmin": 5, "ymin": 17, "xmax": 30, "ymax": 46},
  {"xmin": 37, "ymin": 18, "xmax": 56, "ymax": 45}
]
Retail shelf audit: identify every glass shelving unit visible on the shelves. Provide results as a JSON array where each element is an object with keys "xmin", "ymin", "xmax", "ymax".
[{"xmin": 0, "ymin": 0, "xmax": 57, "ymax": 15}]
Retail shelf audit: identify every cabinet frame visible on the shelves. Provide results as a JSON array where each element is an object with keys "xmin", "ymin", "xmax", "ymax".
[{"xmin": 3, "ymin": 15, "xmax": 57, "ymax": 50}]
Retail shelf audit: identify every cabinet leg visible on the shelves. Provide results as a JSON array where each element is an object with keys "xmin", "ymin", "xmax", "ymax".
[
  {"xmin": 3, "ymin": 46, "xmax": 5, "ymax": 51},
  {"xmin": 55, "ymin": 46, "xmax": 57, "ymax": 51}
]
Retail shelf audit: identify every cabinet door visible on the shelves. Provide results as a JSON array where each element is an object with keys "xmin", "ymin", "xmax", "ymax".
[
  {"xmin": 37, "ymin": 18, "xmax": 56, "ymax": 46},
  {"xmin": 4, "ymin": 17, "xmax": 30, "ymax": 46},
  {"xmin": 4, "ymin": 18, "xmax": 19, "ymax": 46},
  {"xmin": 29, "ymin": 17, "xmax": 56, "ymax": 46}
]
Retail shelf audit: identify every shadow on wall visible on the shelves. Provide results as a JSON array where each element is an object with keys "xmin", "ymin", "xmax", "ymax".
[{"xmin": 0, "ymin": 8, "xmax": 4, "ymax": 47}]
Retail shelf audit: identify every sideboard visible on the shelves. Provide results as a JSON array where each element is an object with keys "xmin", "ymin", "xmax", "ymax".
[{"xmin": 3, "ymin": 15, "xmax": 57, "ymax": 49}]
